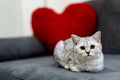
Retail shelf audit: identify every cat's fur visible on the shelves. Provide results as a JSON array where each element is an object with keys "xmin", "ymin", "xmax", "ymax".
[{"xmin": 54, "ymin": 31, "xmax": 104, "ymax": 72}]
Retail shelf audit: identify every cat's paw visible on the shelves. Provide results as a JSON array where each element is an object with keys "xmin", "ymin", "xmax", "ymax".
[
  {"xmin": 64, "ymin": 65, "xmax": 69, "ymax": 69},
  {"xmin": 70, "ymin": 66, "xmax": 80, "ymax": 72}
]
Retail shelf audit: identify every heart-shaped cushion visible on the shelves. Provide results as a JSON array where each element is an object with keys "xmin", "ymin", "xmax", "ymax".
[{"xmin": 32, "ymin": 3, "xmax": 97, "ymax": 52}]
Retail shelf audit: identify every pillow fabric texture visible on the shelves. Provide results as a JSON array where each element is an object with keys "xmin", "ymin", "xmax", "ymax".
[{"xmin": 32, "ymin": 3, "xmax": 97, "ymax": 51}]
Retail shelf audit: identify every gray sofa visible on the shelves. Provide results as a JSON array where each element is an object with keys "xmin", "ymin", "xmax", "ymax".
[{"xmin": 0, "ymin": 0, "xmax": 120, "ymax": 80}]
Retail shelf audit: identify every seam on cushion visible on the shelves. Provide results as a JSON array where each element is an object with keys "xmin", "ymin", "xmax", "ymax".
[
  {"xmin": 11, "ymin": 70, "xmax": 33, "ymax": 80},
  {"xmin": 0, "ymin": 70, "xmax": 32, "ymax": 80},
  {"xmin": 0, "ymin": 71, "xmax": 24, "ymax": 80},
  {"xmin": 11, "ymin": 74, "xmax": 27, "ymax": 80},
  {"xmin": 11, "ymin": 67, "xmax": 38, "ymax": 80},
  {"xmin": 10, "ymin": 63, "xmax": 54, "ymax": 80}
]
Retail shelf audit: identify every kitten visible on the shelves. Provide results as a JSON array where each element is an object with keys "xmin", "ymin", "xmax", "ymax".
[{"xmin": 54, "ymin": 31, "xmax": 104, "ymax": 72}]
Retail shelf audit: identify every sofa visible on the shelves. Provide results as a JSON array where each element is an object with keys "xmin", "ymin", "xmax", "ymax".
[{"xmin": 0, "ymin": 0, "xmax": 120, "ymax": 80}]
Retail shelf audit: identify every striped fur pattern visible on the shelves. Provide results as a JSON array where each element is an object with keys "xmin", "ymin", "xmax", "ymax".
[{"xmin": 54, "ymin": 31, "xmax": 104, "ymax": 72}]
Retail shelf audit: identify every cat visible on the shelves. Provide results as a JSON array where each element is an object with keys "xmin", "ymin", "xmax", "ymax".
[{"xmin": 54, "ymin": 31, "xmax": 104, "ymax": 72}]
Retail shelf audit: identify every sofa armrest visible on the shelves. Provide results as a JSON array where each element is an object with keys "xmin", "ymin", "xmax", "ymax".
[{"xmin": 0, "ymin": 36, "xmax": 49, "ymax": 62}]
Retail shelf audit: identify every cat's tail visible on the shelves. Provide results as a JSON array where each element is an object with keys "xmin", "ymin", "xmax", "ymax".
[{"xmin": 54, "ymin": 40, "xmax": 66, "ymax": 66}]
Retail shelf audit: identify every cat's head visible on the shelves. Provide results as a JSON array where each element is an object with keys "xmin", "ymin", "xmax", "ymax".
[{"xmin": 71, "ymin": 31, "xmax": 102, "ymax": 58}]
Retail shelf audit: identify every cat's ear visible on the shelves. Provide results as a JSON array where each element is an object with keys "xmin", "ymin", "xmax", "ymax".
[
  {"xmin": 92, "ymin": 31, "xmax": 101, "ymax": 43},
  {"xmin": 71, "ymin": 34, "xmax": 80, "ymax": 45}
]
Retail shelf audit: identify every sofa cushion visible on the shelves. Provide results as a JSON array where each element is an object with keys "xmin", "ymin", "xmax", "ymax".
[
  {"xmin": 0, "ymin": 36, "xmax": 49, "ymax": 62},
  {"xmin": 88, "ymin": 0, "xmax": 120, "ymax": 54},
  {"xmin": 32, "ymin": 3, "xmax": 97, "ymax": 51},
  {"xmin": 0, "ymin": 55, "xmax": 120, "ymax": 80}
]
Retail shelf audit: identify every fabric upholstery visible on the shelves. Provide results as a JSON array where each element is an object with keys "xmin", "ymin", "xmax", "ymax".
[
  {"xmin": 0, "ymin": 0, "xmax": 120, "ymax": 80},
  {"xmin": 0, "ymin": 55, "xmax": 120, "ymax": 80},
  {"xmin": 88, "ymin": 0, "xmax": 120, "ymax": 54},
  {"xmin": 0, "ymin": 37, "xmax": 48, "ymax": 62}
]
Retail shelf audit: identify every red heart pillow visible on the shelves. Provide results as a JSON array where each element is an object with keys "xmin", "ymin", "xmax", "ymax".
[{"xmin": 32, "ymin": 3, "xmax": 97, "ymax": 52}]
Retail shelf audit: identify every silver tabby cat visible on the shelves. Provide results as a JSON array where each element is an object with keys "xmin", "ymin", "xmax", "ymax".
[{"xmin": 54, "ymin": 31, "xmax": 104, "ymax": 72}]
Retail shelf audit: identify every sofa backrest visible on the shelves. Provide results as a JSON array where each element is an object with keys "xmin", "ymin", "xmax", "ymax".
[{"xmin": 89, "ymin": 0, "xmax": 120, "ymax": 54}]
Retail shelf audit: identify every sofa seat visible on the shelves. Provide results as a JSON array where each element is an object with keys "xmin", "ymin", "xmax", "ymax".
[{"xmin": 0, "ymin": 55, "xmax": 120, "ymax": 80}]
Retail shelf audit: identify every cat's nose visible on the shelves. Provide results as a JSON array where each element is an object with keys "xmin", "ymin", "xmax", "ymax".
[{"xmin": 86, "ymin": 52, "xmax": 90, "ymax": 55}]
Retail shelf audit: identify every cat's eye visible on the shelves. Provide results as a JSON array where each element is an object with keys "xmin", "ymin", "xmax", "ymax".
[
  {"xmin": 90, "ymin": 45, "xmax": 95, "ymax": 49},
  {"xmin": 80, "ymin": 46, "xmax": 85, "ymax": 50}
]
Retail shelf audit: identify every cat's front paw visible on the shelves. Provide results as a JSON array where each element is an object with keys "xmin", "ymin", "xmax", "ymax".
[
  {"xmin": 70, "ymin": 66, "xmax": 80, "ymax": 72},
  {"xmin": 64, "ymin": 65, "xmax": 69, "ymax": 69}
]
